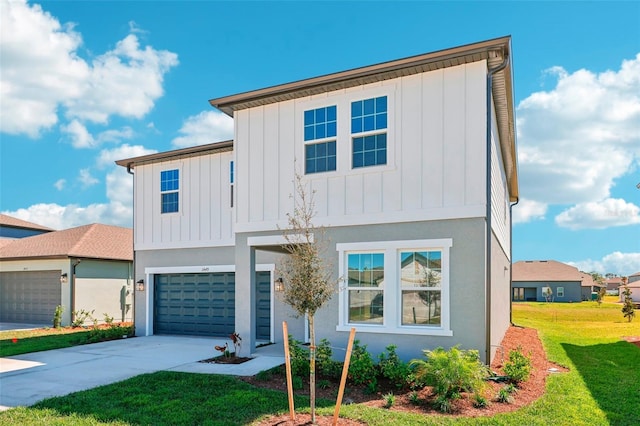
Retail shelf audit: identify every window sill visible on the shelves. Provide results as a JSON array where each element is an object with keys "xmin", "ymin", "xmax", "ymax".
[{"xmin": 336, "ymin": 324, "xmax": 453, "ymax": 337}]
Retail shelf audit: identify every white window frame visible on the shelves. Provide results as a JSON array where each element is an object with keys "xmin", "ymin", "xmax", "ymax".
[
  {"xmin": 336, "ymin": 238, "xmax": 453, "ymax": 336},
  {"xmin": 296, "ymin": 86, "xmax": 395, "ymax": 178},
  {"xmin": 160, "ymin": 167, "xmax": 181, "ymax": 215},
  {"xmin": 557, "ymin": 286, "xmax": 564, "ymax": 298}
]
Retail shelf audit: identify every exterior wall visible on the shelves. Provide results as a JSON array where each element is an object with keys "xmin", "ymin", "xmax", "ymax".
[
  {"xmin": 132, "ymin": 151, "xmax": 234, "ymax": 251},
  {"xmin": 490, "ymin": 103, "xmax": 510, "ymax": 257},
  {"xmin": 0, "ymin": 258, "xmax": 132, "ymax": 325},
  {"xmin": 512, "ymin": 281, "xmax": 582, "ymax": 302},
  {"xmin": 0, "ymin": 258, "xmax": 71, "ymax": 324},
  {"xmin": 619, "ymin": 285, "xmax": 640, "ymax": 303},
  {"xmin": 490, "ymin": 231, "xmax": 511, "ymax": 364},
  {"xmin": 237, "ymin": 217, "xmax": 488, "ymax": 363},
  {"xmin": 133, "ymin": 246, "xmax": 296, "ymax": 338},
  {"xmin": 74, "ymin": 260, "xmax": 133, "ymax": 323},
  {"xmin": 234, "ymin": 61, "xmax": 488, "ymax": 234}
]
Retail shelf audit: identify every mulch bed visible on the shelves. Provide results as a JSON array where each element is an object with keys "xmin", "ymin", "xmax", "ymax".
[
  {"xmin": 200, "ymin": 355, "xmax": 253, "ymax": 365},
  {"xmin": 248, "ymin": 325, "xmax": 569, "ymax": 425}
]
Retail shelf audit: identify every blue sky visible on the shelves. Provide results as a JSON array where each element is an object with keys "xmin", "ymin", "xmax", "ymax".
[{"xmin": 1, "ymin": 1, "xmax": 639, "ymax": 276}]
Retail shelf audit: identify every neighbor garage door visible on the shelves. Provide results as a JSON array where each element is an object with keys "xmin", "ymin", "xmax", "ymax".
[
  {"xmin": 0, "ymin": 270, "xmax": 61, "ymax": 323},
  {"xmin": 154, "ymin": 272, "xmax": 271, "ymax": 339}
]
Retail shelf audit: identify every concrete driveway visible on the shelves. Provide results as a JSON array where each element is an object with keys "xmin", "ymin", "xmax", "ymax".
[{"xmin": 0, "ymin": 335, "xmax": 284, "ymax": 411}]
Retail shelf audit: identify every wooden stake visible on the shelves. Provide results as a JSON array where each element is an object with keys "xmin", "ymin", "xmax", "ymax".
[
  {"xmin": 282, "ymin": 321, "xmax": 295, "ymax": 420},
  {"xmin": 333, "ymin": 327, "xmax": 356, "ymax": 426}
]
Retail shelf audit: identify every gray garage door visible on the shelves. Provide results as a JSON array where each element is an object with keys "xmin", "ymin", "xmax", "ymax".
[
  {"xmin": 0, "ymin": 270, "xmax": 61, "ymax": 323},
  {"xmin": 154, "ymin": 271, "xmax": 271, "ymax": 339}
]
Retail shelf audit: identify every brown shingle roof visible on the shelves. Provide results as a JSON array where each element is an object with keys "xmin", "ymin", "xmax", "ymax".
[
  {"xmin": 512, "ymin": 260, "xmax": 598, "ymax": 287},
  {"xmin": 0, "ymin": 223, "xmax": 132, "ymax": 261},
  {"xmin": 0, "ymin": 214, "xmax": 54, "ymax": 232}
]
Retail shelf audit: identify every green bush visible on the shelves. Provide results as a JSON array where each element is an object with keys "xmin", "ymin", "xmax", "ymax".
[
  {"xmin": 495, "ymin": 386, "xmax": 514, "ymax": 404},
  {"xmin": 86, "ymin": 324, "xmax": 134, "ymax": 343},
  {"xmin": 52, "ymin": 305, "xmax": 64, "ymax": 329},
  {"xmin": 503, "ymin": 346, "xmax": 532, "ymax": 383},
  {"xmin": 316, "ymin": 338, "xmax": 342, "ymax": 379},
  {"xmin": 382, "ymin": 392, "xmax": 395, "ymax": 408},
  {"xmin": 287, "ymin": 335, "xmax": 310, "ymax": 377},
  {"xmin": 409, "ymin": 345, "xmax": 488, "ymax": 412},
  {"xmin": 71, "ymin": 309, "xmax": 95, "ymax": 328},
  {"xmin": 378, "ymin": 344, "xmax": 412, "ymax": 389},
  {"xmin": 348, "ymin": 340, "xmax": 377, "ymax": 388},
  {"xmin": 473, "ymin": 393, "xmax": 489, "ymax": 408}
]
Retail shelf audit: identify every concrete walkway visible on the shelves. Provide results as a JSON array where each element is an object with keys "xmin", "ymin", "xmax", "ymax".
[{"xmin": 0, "ymin": 335, "xmax": 284, "ymax": 411}]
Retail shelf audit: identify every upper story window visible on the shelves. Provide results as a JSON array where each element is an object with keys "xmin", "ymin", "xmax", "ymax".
[
  {"xmin": 304, "ymin": 105, "xmax": 337, "ymax": 174},
  {"xmin": 160, "ymin": 169, "xmax": 179, "ymax": 214},
  {"xmin": 351, "ymin": 96, "xmax": 387, "ymax": 169}
]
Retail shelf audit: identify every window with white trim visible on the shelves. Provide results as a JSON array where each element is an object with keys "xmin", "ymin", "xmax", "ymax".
[
  {"xmin": 557, "ymin": 287, "xmax": 564, "ymax": 298},
  {"xmin": 304, "ymin": 105, "xmax": 337, "ymax": 174},
  {"xmin": 337, "ymin": 239, "xmax": 452, "ymax": 336},
  {"xmin": 160, "ymin": 169, "xmax": 179, "ymax": 214},
  {"xmin": 351, "ymin": 96, "xmax": 387, "ymax": 168}
]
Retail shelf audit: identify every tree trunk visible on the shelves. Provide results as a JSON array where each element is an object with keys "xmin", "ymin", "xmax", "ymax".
[{"xmin": 309, "ymin": 314, "xmax": 316, "ymax": 424}]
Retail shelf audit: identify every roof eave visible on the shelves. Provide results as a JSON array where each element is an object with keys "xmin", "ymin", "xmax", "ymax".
[{"xmin": 115, "ymin": 140, "xmax": 234, "ymax": 169}]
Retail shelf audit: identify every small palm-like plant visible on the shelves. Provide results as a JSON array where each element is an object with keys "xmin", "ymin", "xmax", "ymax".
[{"xmin": 410, "ymin": 345, "xmax": 487, "ymax": 412}]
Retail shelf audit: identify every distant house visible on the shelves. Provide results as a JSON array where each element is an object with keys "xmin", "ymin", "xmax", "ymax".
[
  {"xmin": 0, "ymin": 223, "xmax": 133, "ymax": 325},
  {"xmin": 0, "ymin": 214, "xmax": 53, "ymax": 239},
  {"xmin": 512, "ymin": 260, "xmax": 600, "ymax": 302},
  {"xmin": 605, "ymin": 276, "xmax": 623, "ymax": 294},
  {"xmin": 620, "ymin": 272, "xmax": 640, "ymax": 303}
]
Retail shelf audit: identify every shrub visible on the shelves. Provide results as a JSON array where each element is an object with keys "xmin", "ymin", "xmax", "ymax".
[
  {"xmin": 503, "ymin": 346, "xmax": 532, "ymax": 383},
  {"xmin": 288, "ymin": 335, "xmax": 310, "ymax": 377},
  {"xmin": 317, "ymin": 379, "xmax": 331, "ymax": 389},
  {"xmin": 622, "ymin": 287, "xmax": 636, "ymax": 322},
  {"xmin": 103, "ymin": 313, "xmax": 115, "ymax": 327},
  {"xmin": 71, "ymin": 309, "xmax": 95, "ymax": 328},
  {"xmin": 378, "ymin": 344, "xmax": 412, "ymax": 389},
  {"xmin": 292, "ymin": 376, "xmax": 303, "ymax": 390},
  {"xmin": 409, "ymin": 345, "xmax": 488, "ymax": 412},
  {"xmin": 495, "ymin": 386, "xmax": 514, "ymax": 404},
  {"xmin": 316, "ymin": 338, "xmax": 342, "ymax": 379},
  {"xmin": 86, "ymin": 324, "xmax": 134, "ymax": 343},
  {"xmin": 473, "ymin": 393, "xmax": 489, "ymax": 408},
  {"xmin": 348, "ymin": 340, "xmax": 377, "ymax": 387},
  {"xmin": 52, "ymin": 305, "xmax": 64, "ymax": 329},
  {"xmin": 409, "ymin": 391, "xmax": 421, "ymax": 405},
  {"xmin": 382, "ymin": 392, "xmax": 395, "ymax": 408}
]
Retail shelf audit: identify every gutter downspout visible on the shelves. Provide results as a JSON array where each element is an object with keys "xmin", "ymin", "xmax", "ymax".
[
  {"xmin": 126, "ymin": 161, "xmax": 136, "ymax": 334},
  {"xmin": 485, "ymin": 51, "xmax": 509, "ymax": 364},
  {"xmin": 71, "ymin": 258, "xmax": 82, "ymax": 323},
  {"xmin": 509, "ymin": 197, "xmax": 519, "ymax": 325}
]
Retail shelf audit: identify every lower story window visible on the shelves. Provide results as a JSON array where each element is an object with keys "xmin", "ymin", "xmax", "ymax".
[
  {"xmin": 305, "ymin": 141, "xmax": 336, "ymax": 174},
  {"xmin": 557, "ymin": 287, "xmax": 564, "ymax": 298},
  {"xmin": 513, "ymin": 287, "xmax": 525, "ymax": 301},
  {"xmin": 352, "ymin": 133, "xmax": 386, "ymax": 168},
  {"xmin": 337, "ymin": 239, "xmax": 452, "ymax": 336}
]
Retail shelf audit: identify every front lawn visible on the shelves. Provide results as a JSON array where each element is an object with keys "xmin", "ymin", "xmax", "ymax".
[
  {"xmin": 1, "ymin": 302, "xmax": 638, "ymax": 425},
  {"xmin": 0, "ymin": 324, "xmax": 134, "ymax": 357}
]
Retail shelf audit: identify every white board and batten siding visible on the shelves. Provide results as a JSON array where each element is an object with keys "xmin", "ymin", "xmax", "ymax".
[
  {"xmin": 489, "ymin": 100, "xmax": 511, "ymax": 258},
  {"xmin": 234, "ymin": 61, "xmax": 489, "ymax": 233},
  {"xmin": 133, "ymin": 152, "xmax": 234, "ymax": 250}
]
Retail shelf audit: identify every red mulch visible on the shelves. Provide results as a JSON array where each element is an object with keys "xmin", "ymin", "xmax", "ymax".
[{"xmin": 247, "ymin": 325, "xmax": 569, "ymax": 425}]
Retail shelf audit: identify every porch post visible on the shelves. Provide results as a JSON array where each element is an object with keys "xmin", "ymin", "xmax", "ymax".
[{"xmin": 235, "ymin": 234, "xmax": 256, "ymax": 356}]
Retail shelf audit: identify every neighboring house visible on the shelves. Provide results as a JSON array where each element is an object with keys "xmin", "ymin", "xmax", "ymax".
[
  {"xmin": 117, "ymin": 36, "xmax": 518, "ymax": 363},
  {"xmin": 620, "ymin": 272, "xmax": 640, "ymax": 303},
  {"xmin": 0, "ymin": 224, "xmax": 133, "ymax": 325},
  {"xmin": 512, "ymin": 260, "xmax": 599, "ymax": 302},
  {"xmin": 0, "ymin": 214, "xmax": 53, "ymax": 239},
  {"xmin": 605, "ymin": 276, "xmax": 623, "ymax": 295}
]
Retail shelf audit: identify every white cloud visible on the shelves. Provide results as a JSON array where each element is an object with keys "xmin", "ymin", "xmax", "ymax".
[
  {"xmin": 78, "ymin": 168, "xmax": 99, "ymax": 188},
  {"xmin": 555, "ymin": 198, "xmax": 640, "ymax": 230},
  {"xmin": 54, "ymin": 179, "xmax": 66, "ymax": 191},
  {"xmin": 64, "ymin": 34, "xmax": 178, "ymax": 123},
  {"xmin": 96, "ymin": 144, "xmax": 157, "ymax": 169},
  {"xmin": 0, "ymin": 0, "xmax": 178, "ymax": 138},
  {"xmin": 516, "ymin": 54, "xmax": 640, "ymax": 206},
  {"xmin": 567, "ymin": 252, "xmax": 640, "ymax": 276},
  {"xmin": 61, "ymin": 119, "xmax": 95, "ymax": 148},
  {"xmin": 1, "ymin": 143, "xmax": 157, "ymax": 230},
  {"xmin": 172, "ymin": 110, "xmax": 234, "ymax": 148},
  {"xmin": 0, "ymin": 0, "xmax": 88, "ymax": 137},
  {"xmin": 512, "ymin": 198, "xmax": 548, "ymax": 224}
]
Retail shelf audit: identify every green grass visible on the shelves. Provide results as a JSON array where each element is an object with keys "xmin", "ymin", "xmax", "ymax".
[
  {"xmin": 1, "ymin": 301, "xmax": 638, "ymax": 425},
  {"xmin": 0, "ymin": 325, "xmax": 134, "ymax": 357}
]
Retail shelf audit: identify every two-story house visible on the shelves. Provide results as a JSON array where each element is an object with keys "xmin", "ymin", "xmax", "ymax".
[{"xmin": 117, "ymin": 36, "xmax": 518, "ymax": 363}]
